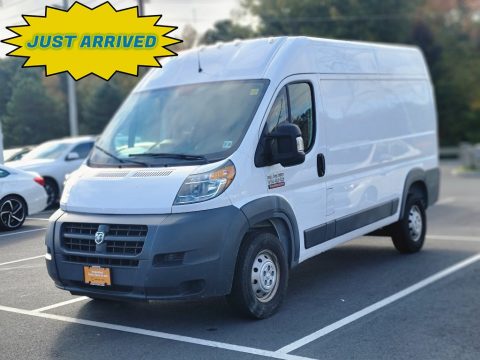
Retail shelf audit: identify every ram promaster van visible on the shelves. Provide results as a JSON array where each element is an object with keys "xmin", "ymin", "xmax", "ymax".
[{"xmin": 46, "ymin": 37, "xmax": 439, "ymax": 318}]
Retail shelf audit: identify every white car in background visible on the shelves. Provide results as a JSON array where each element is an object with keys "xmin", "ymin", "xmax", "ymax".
[
  {"xmin": 3, "ymin": 146, "xmax": 33, "ymax": 162},
  {"xmin": 6, "ymin": 136, "xmax": 95, "ymax": 208},
  {"xmin": 0, "ymin": 165, "xmax": 47, "ymax": 231}
]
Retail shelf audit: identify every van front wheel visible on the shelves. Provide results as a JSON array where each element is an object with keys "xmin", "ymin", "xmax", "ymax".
[
  {"xmin": 227, "ymin": 231, "xmax": 288, "ymax": 319},
  {"xmin": 390, "ymin": 193, "xmax": 427, "ymax": 253}
]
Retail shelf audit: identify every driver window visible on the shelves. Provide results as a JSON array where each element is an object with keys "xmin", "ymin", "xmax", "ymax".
[
  {"xmin": 265, "ymin": 82, "xmax": 315, "ymax": 152},
  {"xmin": 266, "ymin": 87, "xmax": 288, "ymax": 133}
]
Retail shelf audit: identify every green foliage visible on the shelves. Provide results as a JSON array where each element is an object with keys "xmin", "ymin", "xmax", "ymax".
[
  {"xmin": 0, "ymin": 59, "xmax": 139, "ymax": 147},
  {"xmin": 243, "ymin": 0, "xmax": 422, "ymax": 42},
  {"xmin": 80, "ymin": 80, "xmax": 123, "ymax": 135},
  {"xmin": 201, "ymin": 20, "xmax": 254, "ymax": 44},
  {"xmin": 1, "ymin": 68, "xmax": 67, "ymax": 147}
]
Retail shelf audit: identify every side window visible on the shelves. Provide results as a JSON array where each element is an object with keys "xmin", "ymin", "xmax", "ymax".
[
  {"xmin": 72, "ymin": 142, "xmax": 94, "ymax": 159},
  {"xmin": 288, "ymin": 83, "xmax": 314, "ymax": 151},
  {"xmin": 265, "ymin": 82, "xmax": 315, "ymax": 151}
]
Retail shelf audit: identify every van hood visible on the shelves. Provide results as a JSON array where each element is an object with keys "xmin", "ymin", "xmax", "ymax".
[
  {"xmin": 61, "ymin": 165, "xmax": 199, "ymax": 214},
  {"xmin": 6, "ymin": 158, "xmax": 55, "ymax": 170}
]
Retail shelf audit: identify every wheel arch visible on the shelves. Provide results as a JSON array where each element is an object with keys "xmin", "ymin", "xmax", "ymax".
[
  {"xmin": 401, "ymin": 167, "xmax": 440, "ymax": 218},
  {"xmin": 43, "ymin": 175, "xmax": 59, "ymax": 189},
  {"xmin": 240, "ymin": 196, "xmax": 300, "ymax": 268}
]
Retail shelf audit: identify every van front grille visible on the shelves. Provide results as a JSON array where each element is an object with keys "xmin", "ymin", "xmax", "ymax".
[{"xmin": 62, "ymin": 223, "xmax": 147, "ymax": 255}]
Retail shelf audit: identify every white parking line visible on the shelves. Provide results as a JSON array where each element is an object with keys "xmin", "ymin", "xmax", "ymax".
[
  {"xmin": 436, "ymin": 197, "xmax": 455, "ymax": 205},
  {"xmin": 0, "ymin": 264, "xmax": 44, "ymax": 272},
  {"xmin": 276, "ymin": 253, "xmax": 480, "ymax": 354},
  {"xmin": 0, "ymin": 227, "xmax": 46, "ymax": 238},
  {"xmin": 427, "ymin": 234, "xmax": 480, "ymax": 242},
  {"xmin": 32, "ymin": 297, "xmax": 89, "ymax": 313},
  {"xmin": 0, "ymin": 255, "xmax": 44, "ymax": 267},
  {"xmin": 0, "ymin": 305, "xmax": 315, "ymax": 360}
]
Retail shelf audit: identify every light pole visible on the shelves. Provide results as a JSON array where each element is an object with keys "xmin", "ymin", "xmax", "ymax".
[
  {"xmin": 63, "ymin": 0, "xmax": 79, "ymax": 137},
  {"xmin": 138, "ymin": 0, "xmax": 144, "ymax": 16}
]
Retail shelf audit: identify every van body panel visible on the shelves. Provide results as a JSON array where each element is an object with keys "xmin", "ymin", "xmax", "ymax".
[
  {"xmin": 319, "ymin": 77, "xmax": 437, "ymax": 220},
  {"xmin": 46, "ymin": 36, "xmax": 440, "ymax": 302}
]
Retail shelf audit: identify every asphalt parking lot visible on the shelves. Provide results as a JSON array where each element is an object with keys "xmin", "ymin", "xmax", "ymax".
[{"xmin": 1, "ymin": 161, "xmax": 479, "ymax": 360}]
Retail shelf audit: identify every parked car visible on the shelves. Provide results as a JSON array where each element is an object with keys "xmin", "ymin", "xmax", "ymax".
[
  {"xmin": 45, "ymin": 37, "xmax": 439, "ymax": 318},
  {"xmin": 0, "ymin": 165, "xmax": 47, "ymax": 230},
  {"xmin": 3, "ymin": 146, "xmax": 33, "ymax": 162},
  {"xmin": 6, "ymin": 136, "xmax": 95, "ymax": 208}
]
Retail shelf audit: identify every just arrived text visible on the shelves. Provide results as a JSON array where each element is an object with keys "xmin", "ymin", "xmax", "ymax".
[{"xmin": 26, "ymin": 34, "xmax": 157, "ymax": 49}]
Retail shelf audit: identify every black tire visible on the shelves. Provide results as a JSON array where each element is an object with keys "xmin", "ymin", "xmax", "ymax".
[
  {"xmin": 390, "ymin": 192, "xmax": 427, "ymax": 254},
  {"xmin": 0, "ymin": 195, "xmax": 27, "ymax": 231},
  {"xmin": 227, "ymin": 231, "xmax": 288, "ymax": 319},
  {"xmin": 44, "ymin": 178, "xmax": 59, "ymax": 209}
]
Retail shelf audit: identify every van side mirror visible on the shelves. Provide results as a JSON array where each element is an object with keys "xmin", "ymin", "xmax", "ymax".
[
  {"xmin": 267, "ymin": 123, "xmax": 306, "ymax": 167},
  {"xmin": 65, "ymin": 152, "xmax": 80, "ymax": 161}
]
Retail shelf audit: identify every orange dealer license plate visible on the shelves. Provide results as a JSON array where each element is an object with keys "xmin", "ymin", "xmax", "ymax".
[{"xmin": 84, "ymin": 266, "xmax": 111, "ymax": 286}]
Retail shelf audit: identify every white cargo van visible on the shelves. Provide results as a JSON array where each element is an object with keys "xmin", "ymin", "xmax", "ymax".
[{"xmin": 46, "ymin": 37, "xmax": 439, "ymax": 318}]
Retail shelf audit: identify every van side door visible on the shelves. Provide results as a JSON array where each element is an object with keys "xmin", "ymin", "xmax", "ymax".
[{"xmin": 257, "ymin": 76, "xmax": 327, "ymax": 259}]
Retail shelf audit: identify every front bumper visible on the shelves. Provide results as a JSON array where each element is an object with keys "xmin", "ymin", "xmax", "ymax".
[{"xmin": 45, "ymin": 207, "xmax": 248, "ymax": 300}]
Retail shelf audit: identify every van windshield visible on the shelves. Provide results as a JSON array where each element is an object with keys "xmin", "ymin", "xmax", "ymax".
[{"xmin": 89, "ymin": 79, "xmax": 269, "ymax": 167}]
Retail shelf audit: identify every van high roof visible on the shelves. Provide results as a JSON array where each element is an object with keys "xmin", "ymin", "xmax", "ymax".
[{"xmin": 137, "ymin": 36, "xmax": 429, "ymax": 92}]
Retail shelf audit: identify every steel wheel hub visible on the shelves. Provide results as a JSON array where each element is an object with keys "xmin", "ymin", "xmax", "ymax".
[
  {"xmin": 251, "ymin": 249, "xmax": 280, "ymax": 303},
  {"xmin": 408, "ymin": 205, "xmax": 423, "ymax": 242},
  {"xmin": 0, "ymin": 199, "xmax": 25, "ymax": 229}
]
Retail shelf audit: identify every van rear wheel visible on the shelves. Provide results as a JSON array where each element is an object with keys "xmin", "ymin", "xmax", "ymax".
[
  {"xmin": 227, "ymin": 231, "xmax": 288, "ymax": 319},
  {"xmin": 390, "ymin": 192, "xmax": 427, "ymax": 253}
]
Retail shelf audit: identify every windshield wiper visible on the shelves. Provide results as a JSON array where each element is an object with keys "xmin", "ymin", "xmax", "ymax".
[
  {"xmin": 128, "ymin": 153, "xmax": 208, "ymax": 163},
  {"xmin": 94, "ymin": 145, "xmax": 150, "ymax": 167}
]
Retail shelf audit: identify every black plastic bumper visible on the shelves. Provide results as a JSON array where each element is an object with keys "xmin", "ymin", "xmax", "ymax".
[{"xmin": 45, "ymin": 206, "xmax": 249, "ymax": 300}]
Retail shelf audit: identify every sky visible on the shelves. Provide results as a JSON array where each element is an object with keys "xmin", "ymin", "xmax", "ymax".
[{"xmin": 0, "ymin": 0, "xmax": 240, "ymax": 56}]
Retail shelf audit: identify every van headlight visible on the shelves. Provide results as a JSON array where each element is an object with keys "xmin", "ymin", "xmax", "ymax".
[{"xmin": 173, "ymin": 161, "xmax": 236, "ymax": 205}]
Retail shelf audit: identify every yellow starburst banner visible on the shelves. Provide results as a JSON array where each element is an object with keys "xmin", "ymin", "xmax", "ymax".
[{"xmin": 1, "ymin": 1, "xmax": 182, "ymax": 80}]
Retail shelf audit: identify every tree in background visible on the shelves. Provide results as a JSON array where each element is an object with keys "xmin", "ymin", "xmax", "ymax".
[
  {"xmin": 77, "ymin": 72, "xmax": 139, "ymax": 136},
  {"xmin": 173, "ymin": 24, "xmax": 199, "ymax": 51},
  {"xmin": 2, "ymin": 69, "xmax": 67, "ymax": 147},
  {"xmin": 80, "ymin": 79, "xmax": 124, "ymax": 135},
  {"xmin": 0, "ymin": 59, "xmax": 21, "ymax": 119},
  {"xmin": 201, "ymin": 19, "xmax": 254, "ymax": 44},
  {"xmin": 421, "ymin": 0, "xmax": 480, "ymax": 145},
  {"xmin": 245, "ymin": 0, "xmax": 423, "ymax": 42}
]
